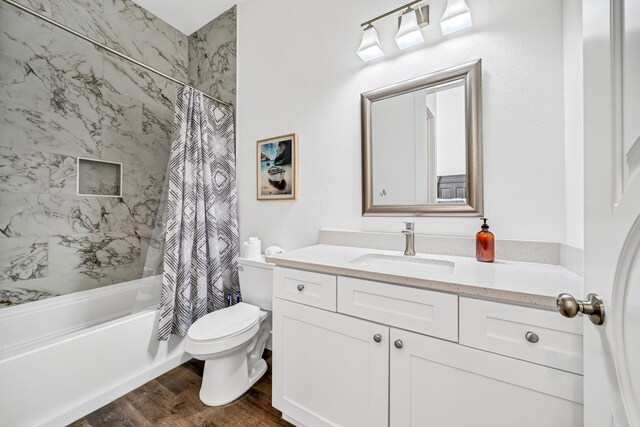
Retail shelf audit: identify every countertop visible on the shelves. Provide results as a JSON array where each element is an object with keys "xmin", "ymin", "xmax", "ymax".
[{"xmin": 266, "ymin": 244, "xmax": 584, "ymax": 309}]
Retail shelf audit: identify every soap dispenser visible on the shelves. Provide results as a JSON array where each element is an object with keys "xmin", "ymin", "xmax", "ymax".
[{"xmin": 476, "ymin": 218, "xmax": 495, "ymax": 263}]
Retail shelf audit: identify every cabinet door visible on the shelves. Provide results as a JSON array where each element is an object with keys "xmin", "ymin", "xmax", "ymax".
[
  {"xmin": 273, "ymin": 298, "xmax": 389, "ymax": 427},
  {"xmin": 389, "ymin": 328, "xmax": 583, "ymax": 427}
]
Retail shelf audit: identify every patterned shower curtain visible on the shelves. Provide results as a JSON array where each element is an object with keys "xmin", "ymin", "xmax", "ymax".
[{"xmin": 157, "ymin": 86, "xmax": 239, "ymax": 341}]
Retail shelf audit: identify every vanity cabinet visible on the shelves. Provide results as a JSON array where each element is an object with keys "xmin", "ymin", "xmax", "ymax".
[
  {"xmin": 272, "ymin": 298, "xmax": 389, "ymax": 427},
  {"xmin": 272, "ymin": 267, "xmax": 584, "ymax": 427},
  {"xmin": 390, "ymin": 328, "xmax": 583, "ymax": 427}
]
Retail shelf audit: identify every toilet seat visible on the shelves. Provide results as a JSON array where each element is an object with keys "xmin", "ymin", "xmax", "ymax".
[
  {"xmin": 188, "ymin": 303, "xmax": 260, "ymax": 341},
  {"xmin": 185, "ymin": 303, "xmax": 262, "ymax": 356}
]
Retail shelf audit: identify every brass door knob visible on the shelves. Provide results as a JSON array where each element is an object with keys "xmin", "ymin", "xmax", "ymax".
[{"xmin": 556, "ymin": 293, "xmax": 605, "ymax": 326}]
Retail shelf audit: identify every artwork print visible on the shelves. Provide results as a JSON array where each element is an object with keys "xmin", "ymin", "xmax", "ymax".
[{"xmin": 257, "ymin": 133, "xmax": 297, "ymax": 200}]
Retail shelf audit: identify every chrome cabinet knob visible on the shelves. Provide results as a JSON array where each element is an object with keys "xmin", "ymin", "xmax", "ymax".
[
  {"xmin": 394, "ymin": 339, "xmax": 403, "ymax": 349},
  {"xmin": 557, "ymin": 293, "xmax": 605, "ymax": 325},
  {"xmin": 373, "ymin": 334, "xmax": 382, "ymax": 343},
  {"xmin": 297, "ymin": 284, "xmax": 304, "ymax": 291},
  {"xmin": 525, "ymin": 331, "xmax": 539, "ymax": 344}
]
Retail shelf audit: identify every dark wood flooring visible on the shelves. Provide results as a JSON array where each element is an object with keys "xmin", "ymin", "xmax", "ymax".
[{"xmin": 69, "ymin": 351, "xmax": 293, "ymax": 427}]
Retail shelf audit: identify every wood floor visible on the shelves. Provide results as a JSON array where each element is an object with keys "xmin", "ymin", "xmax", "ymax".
[{"xmin": 70, "ymin": 351, "xmax": 293, "ymax": 427}]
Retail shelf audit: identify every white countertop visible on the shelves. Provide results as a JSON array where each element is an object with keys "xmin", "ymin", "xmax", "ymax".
[{"xmin": 266, "ymin": 244, "xmax": 584, "ymax": 309}]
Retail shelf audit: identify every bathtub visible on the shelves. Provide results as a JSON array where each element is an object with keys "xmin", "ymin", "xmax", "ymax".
[{"xmin": 0, "ymin": 276, "xmax": 189, "ymax": 427}]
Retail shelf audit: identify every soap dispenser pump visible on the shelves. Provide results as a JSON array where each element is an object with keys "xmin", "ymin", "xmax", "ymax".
[{"xmin": 476, "ymin": 218, "xmax": 495, "ymax": 263}]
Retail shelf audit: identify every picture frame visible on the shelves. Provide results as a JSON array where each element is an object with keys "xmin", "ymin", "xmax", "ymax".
[{"xmin": 256, "ymin": 133, "xmax": 298, "ymax": 200}]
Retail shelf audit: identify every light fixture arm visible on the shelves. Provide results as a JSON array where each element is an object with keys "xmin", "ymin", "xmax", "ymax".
[{"xmin": 361, "ymin": 0, "xmax": 425, "ymax": 28}]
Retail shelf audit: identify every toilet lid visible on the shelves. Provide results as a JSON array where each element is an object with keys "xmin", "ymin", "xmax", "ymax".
[{"xmin": 188, "ymin": 302, "xmax": 260, "ymax": 341}]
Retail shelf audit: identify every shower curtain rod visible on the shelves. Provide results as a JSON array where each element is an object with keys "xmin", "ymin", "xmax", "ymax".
[{"xmin": 2, "ymin": 0, "xmax": 233, "ymax": 108}]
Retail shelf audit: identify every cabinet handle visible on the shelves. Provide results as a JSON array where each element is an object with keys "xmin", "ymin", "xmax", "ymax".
[
  {"xmin": 525, "ymin": 331, "xmax": 539, "ymax": 344},
  {"xmin": 373, "ymin": 334, "xmax": 382, "ymax": 343},
  {"xmin": 394, "ymin": 339, "xmax": 403, "ymax": 349},
  {"xmin": 297, "ymin": 284, "xmax": 304, "ymax": 291}
]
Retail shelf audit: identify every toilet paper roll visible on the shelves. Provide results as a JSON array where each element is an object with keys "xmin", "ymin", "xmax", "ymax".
[
  {"xmin": 242, "ymin": 237, "xmax": 262, "ymax": 260},
  {"xmin": 265, "ymin": 246, "xmax": 285, "ymax": 256}
]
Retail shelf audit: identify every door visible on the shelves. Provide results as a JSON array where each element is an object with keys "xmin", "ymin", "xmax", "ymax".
[
  {"xmin": 583, "ymin": 0, "xmax": 640, "ymax": 425},
  {"xmin": 272, "ymin": 298, "xmax": 389, "ymax": 427},
  {"xmin": 389, "ymin": 328, "xmax": 583, "ymax": 427}
]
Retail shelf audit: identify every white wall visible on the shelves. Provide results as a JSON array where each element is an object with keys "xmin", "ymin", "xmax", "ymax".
[
  {"xmin": 435, "ymin": 86, "xmax": 466, "ymax": 177},
  {"xmin": 237, "ymin": 0, "xmax": 566, "ymax": 250},
  {"xmin": 563, "ymin": 0, "xmax": 584, "ymax": 250}
]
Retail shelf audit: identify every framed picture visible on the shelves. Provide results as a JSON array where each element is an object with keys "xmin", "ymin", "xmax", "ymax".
[{"xmin": 257, "ymin": 133, "xmax": 298, "ymax": 200}]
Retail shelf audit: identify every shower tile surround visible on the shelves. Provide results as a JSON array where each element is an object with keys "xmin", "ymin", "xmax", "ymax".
[
  {"xmin": 188, "ymin": 6, "xmax": 237, "ymax": 105},
  {"xmin": 0, "ymin": 0, "xmax": 237, "ymax": 304}
]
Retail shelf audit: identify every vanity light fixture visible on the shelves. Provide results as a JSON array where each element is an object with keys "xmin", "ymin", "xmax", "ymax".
[
  {"xmin": 357, "ymin": 0, "xmax": 429, "ymax": 62},
  {"xmin": 440, "ymin": 0, "xmax": 473, "ymax": 35},
  {"xmin": 395, "ymin": 7, "xmax": 425, "ymax": 49},
  {"xmin": 356, "ymin": 24, "xmax": 384, "ymax": 62}
]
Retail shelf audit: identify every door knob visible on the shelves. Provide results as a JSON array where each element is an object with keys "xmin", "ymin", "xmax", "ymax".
[
  {"xmin": 297, "ymin": 284, "xmax": 304, "ymax": 291},
  {"xmin": 394, "ymin": 339, "xmax": 403, "ymax": 349},
  {"xmin": 373, "ymin": 334, "xmax": 382, "ymax": 343},
  {"xmin": 556, "ymin": 293, "xmax": 605, "ymax": 326}
]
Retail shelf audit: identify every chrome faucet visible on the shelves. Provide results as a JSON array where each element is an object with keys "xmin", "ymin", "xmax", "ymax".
[{"xmin": 402, "ymin": 222, "xmax": 415, "ymax": 256}]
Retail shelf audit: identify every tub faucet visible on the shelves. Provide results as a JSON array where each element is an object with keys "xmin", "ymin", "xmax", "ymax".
[{"xmin": 402, "ymin": 222, "xmax": 415, "ymax": 256}]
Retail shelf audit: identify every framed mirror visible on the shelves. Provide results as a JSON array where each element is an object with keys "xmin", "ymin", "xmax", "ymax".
[{"xmin": 361, "ymin": 59, "xmax": 483, "ymax": 216}]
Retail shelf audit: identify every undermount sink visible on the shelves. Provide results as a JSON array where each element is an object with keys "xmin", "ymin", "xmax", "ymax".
[{"xmin": 349, "ymin": 253, "xmax": 455, "ymax": 275}]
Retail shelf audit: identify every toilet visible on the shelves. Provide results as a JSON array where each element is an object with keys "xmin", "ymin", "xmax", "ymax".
[{"xmin": 185, "ymin": 257, "xmax": 273, "ymax": 406}]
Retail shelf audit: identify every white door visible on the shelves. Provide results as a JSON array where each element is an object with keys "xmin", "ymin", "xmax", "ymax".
[
  {"xmin": 582, "ymin": 0, "xmax": 640, "ymax": 425},
  {"xmin": 272, "ymin": 298, "xmax": 389, "ymax": 427},
  {"xmin": 389, "ymin": 328, "xmax": 583, "ymax": 427}
]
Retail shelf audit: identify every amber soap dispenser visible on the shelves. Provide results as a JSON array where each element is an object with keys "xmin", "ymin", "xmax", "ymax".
[{"xmin": 476, "ymin": 218, "xmax": 495, "ymax": 263}]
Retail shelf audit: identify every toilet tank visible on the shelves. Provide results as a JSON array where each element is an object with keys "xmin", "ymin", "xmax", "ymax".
[{"xmin": 238, "ymin": 257, "xmax": 273, "ymax": 311}]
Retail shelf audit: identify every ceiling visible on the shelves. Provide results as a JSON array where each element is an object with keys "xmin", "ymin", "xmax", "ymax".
[{"xmin": 130, "ymin": 0, "xmax": 239, "ymax": 35}]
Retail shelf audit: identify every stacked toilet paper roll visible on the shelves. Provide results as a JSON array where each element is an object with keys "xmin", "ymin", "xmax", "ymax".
[{"xmin": 242, "ymin": 237, "xmax": 262, "ymax": 260}]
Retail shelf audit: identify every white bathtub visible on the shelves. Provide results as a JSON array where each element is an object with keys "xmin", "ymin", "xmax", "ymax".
[{"xmin": 0, "ymin": 276, "xmax": 189, "ymax": 427}]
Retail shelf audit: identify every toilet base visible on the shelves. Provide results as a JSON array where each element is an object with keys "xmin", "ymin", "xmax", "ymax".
[
  {"xmin": 199, "ymin": 355, "xmax": 268, "ymax": 406},
  {"xmin": 192, "ymin": 311, "xmax": 272, "ymax": 406}
]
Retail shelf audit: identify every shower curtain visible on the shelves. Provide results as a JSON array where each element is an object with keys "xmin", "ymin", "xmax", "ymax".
[{"xmin": 157, "ymin": 86, "xmax": 239, "ymax": 341}]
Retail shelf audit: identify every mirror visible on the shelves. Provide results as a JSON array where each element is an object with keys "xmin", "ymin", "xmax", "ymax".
[{"xmin": 361, "ymin": 60, "xmax": 483, "ymax": 216}]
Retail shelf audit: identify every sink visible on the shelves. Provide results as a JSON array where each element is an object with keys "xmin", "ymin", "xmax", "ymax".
[{"xmin": 349, "ymin": 253, "xmax": 455, "ymax": 275}]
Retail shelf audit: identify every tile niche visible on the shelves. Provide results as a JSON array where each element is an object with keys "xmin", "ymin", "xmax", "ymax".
[{"xmin": 77, "ymin": 158, "xmax": 123, "ymax": 197}]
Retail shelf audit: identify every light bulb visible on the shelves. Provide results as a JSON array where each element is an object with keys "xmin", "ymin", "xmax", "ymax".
[
  {"xmin": 440, "ymin": 0, "xmax": 472, "ymax": 35},
  {"xmin": 395, "ymin": 9, "xmax": 424, "ymax": 50},
  {"xmin": 356, "ymin": 25, "xmax": 384, "ymax": 62}
]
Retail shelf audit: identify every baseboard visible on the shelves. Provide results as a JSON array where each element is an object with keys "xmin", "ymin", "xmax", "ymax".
[
  {"xmin": 282, "ymin": 413, "xmax": 305, "ymax": 427},
  {"xmin": 45, "ymin": 352, "xmax": 191, "ymax": 427}
]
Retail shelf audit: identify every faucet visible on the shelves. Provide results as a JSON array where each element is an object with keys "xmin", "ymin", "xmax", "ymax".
[{"xmin": 402, "ymin": 222, "xmax": 416, "ymax": 256}]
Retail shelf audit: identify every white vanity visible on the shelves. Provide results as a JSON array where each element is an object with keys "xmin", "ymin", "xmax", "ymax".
[{"xmin": 267, "ymin": 244, "xmax": 584, "ymax": 427}]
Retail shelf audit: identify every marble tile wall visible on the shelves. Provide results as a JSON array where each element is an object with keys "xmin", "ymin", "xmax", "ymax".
[
  {"xmin": 0, "ymin": 0, "xmax": 187, "ymax": 301},
  {"xmin": 188, "ymin": 6, "xmax": 237, "ymax": 105}
]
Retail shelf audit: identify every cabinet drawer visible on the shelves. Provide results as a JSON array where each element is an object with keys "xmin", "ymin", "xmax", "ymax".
[
  {"xmin": 273, "ymin": 267, "xmax": 337, "ymax": 311},
  {"xmin": 337, "ymin": 277, "xmax": 458, "ymax": 342},
  {"xmin": 459, "ymin": 297, "xmax": 583, "ymax": 374}
]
